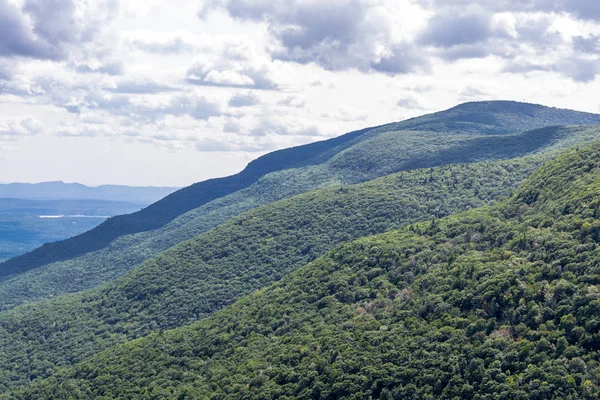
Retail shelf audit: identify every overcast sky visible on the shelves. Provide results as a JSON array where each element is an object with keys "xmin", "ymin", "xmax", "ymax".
[{"xmin": 1, "ymin": 0, "xmax": 599, "ymax": 186}]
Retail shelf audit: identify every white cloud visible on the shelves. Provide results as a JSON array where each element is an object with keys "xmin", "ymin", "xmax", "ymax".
[
  {"xmin": 1, "ymin": 0, "xmax": 600, "ymax": 185},
  {"xmin": 0, "ymin": 115, "xmax": 44, "ymax": 139}
]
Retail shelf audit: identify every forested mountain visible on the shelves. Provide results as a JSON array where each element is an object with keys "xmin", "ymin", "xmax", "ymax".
[
  {"xmin": 2, "ymin": 101, "xmax": 599, "ymax": 281},
  {"xmin": 2, "ymin": 104, "xmax": 600, "ymax": 311},
  {"xmin": 0, "ymin": 157, "xmax": 539, "ymax": 392},
  {"xmin": 0, "ymin": 102, "xmax": 599, "ymax": 398},
  {"xmin": 16, "ymin": 140, "xmax": 600, "ymax": 399}
]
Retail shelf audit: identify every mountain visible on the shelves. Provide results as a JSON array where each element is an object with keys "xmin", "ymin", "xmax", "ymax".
[
  {"xmin": 0, "ymin": 182, "xmax": 178, "ymax": 204},
  {"xmin": 0, "ymin": 156, "xmax": 541, "ymax": 392},
  {"xmin": 1, "ymin": 102, "xmax": 600, "ymax": 310},
  {"xmin": 16, "ymin": 141, "xmax": 600, "ymax": 399}
]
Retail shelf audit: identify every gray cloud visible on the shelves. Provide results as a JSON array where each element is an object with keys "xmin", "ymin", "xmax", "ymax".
[
  {"xmin": 228, "ymin": 93, "xmax": 260, "ymax": 107},
  {"xmin": 573, "ymin": 35, "xmax": 600, "ymax": 54},
  {"xmin": 423, "ymin": 0, "xmax": 600, "ymax": 21},
  {"xmin": 371, "ymin": 44, "xmax": 430, "ymax": 74},
  {"xmin": 420, "ymin": 11, "xmax": 493, "ymax": 48},
  {"xmin": 0, "ymin": 0, "xmax": 118, "ymax": 61},
  {"xmin": 503, "ymin": 58, "xmax": 600, "ymax": 83},
  {"xmin": 0, "ymin": 0, "xmax": 53, "ymax": 59},
  {"xmin": 396, "ymin": 96, "xmax": 423, "ymax": 109},
  {"xmin": 200, "ymin": 0, "xmax": 427, "ymax": 74}
]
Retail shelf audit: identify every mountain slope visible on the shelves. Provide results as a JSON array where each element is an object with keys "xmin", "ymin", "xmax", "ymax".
[
  {"xmin": 0, "ymin": 125, "xmax": 371, "ymax": 279},
  {"xmin": 18, "ymin": 141, "xmax": 600, "ymax": 400},
  {"xmin": 0, "ymin": 157, "xmax": 540, "ymax": 392},
  {"xmin": 1, "ymin": 123, "xmax": 600, "ymax": 311},
  {"xmin": 2, "ymin": 101, "xmax": 599, "ymax": 283}
]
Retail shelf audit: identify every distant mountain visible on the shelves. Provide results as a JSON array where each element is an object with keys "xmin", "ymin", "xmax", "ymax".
[
  {"xmin": 0, "ymin": 181, "xmax": 178, "ymax": 204},
  {"xmin": 18, "ymin": 140, "xmax": 600, "ymax": 399}
]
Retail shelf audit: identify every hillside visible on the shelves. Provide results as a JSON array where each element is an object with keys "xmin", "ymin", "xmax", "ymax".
[
  {"xmin": 2, "ymin": 123, "xmax": 600, "ymax": 311},
  {"xmin": 1, "ymin": 101, "xmax": 599, "ymax": 285},
  {"xmin": 17, "ymin": 141, "xmax": 600, "ymax": 399},
  {"xmin": 0, "ymin": 182, "xmax": 177, "ymax": 204},
  {"xmin": 0, "ymin": 157, "xmax": 540, "ymax": 392}
]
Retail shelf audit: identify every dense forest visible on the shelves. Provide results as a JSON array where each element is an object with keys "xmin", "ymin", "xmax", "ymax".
[
  {"xmin": 13, "ymin": 140, "xmax": 600, "ymax": 399},
  {"xmin": 2, "ymin": 120, "xmax": 600, "ymax": 312},
  {"xmin": 0, "ymin": 157, "xmax": 541, "ymax": 392},
  {"xmin": 0, "ymin": 101, "xmax": 599, "ymax": 398}
]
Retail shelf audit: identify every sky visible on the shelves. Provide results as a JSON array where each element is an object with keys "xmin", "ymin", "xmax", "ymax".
[{"xmin": 1, "ymin": 0, "xmax": 600, "ymax": 186}]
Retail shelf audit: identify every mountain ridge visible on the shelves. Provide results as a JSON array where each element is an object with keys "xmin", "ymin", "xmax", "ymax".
[
  {"xmin": 15, "ymin": 140, "xmax": 600, "ymax": 399},
  {"xmin": 2, "ymin": 101, "xmax": 600, "ymax": 283}
]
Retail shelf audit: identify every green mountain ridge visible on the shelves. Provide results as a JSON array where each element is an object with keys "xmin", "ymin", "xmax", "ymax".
[
  {"xmin": 16, "ymin": 140, "xmax": 600, "ymax": 399},
  {"xmin": 2, "ymin": 121, "xmax": 600, "ymax": 311},
  {"xmin": 2, "ymin": 101, "xmax": 599, "ymax": 283},
  {"xmin": 0, "ymin": 156, "xmax": 539, "ymax": 392},
  {"xmin": 0, "ymin": 102, "xmax": 599, "ymax": 397}
]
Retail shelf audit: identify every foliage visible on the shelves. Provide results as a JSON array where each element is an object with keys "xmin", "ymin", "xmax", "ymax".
[
  {"xmin": 0, "ymin": 157, "xmax": 541, "ymax": 392},
  {"xmin": 14, "ymin": 141, "xmax": 600, "ymax": 400},
  {"xmin": 2, "ymin": 122, "xmax": 600, "ymax": 310}
]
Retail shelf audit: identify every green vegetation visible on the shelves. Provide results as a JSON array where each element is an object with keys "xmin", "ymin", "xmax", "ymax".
[
  {"xmin": 2, "ymin": 101, "xmax": 599, "ymax": 289},
  {"xmin": 15, "ymin": 141, "xmax": 600, "ymax": 399},
  {"xmin": 2, "ymin": 123, "xmax": 600, "ymax": 311},
  {"xmin": 0, "ymin": 157, "xmax": 542, "ymax": 392}
]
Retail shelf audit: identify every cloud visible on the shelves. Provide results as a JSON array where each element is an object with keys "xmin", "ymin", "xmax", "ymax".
[
  {"xmin": 420, "ymin": 11, "xmax": 493, "ymax": 48},
  {"xmin": 396, "ymin": 96, "xmax": 423, "ymax": 109},
  {"xmin": 0, "ymin": 116, "xmax": 44, "ymax": 139},
  {"xmin": 249, "ymin": 118, "xmax": 324, "ymax": 137},
  {"xmin": 458, "ymin": 86, "xmax": 491, "ymax": 102},
  {"xmin": 503, "ymin": 57, "xmax": 600, "ymax": 82},
  {"xmin": 228, "ymin": 93, "xmax": 260, "ymax": 107},
  {"xmin": 0, "ymin": 0, "xmax": 53, "ymax": 59},
  {"xmin": 422, "ymin": 0, "xmax": 600, "ymax": 22},
  {"xmin": 321, "ymin": 106, "xmax": 369, "ymax": 122},
  {"xmin": 277, "ymin": 95, "xmax": 306, "ymax": 108},
  {"xmin": 0, "ymin": 0, "xmax": 118, "ymax": 61},
  {"xmin": 164, "ymin": 94, "xmax": 223, "ymax": 120},
  {"xmin": 573, "ymin": 35, "xmax": 600, "ymax": 54},
  {"xmin": 75, "ymin": 61, "xmax": 124, "ymax": 76},
  {"xmin": 185, "ymin": 40, "xmax": 279, "ymax": 90},
  {"xmin": 200, "ymin": 0, "xmax": 428, "ymax": 74}
]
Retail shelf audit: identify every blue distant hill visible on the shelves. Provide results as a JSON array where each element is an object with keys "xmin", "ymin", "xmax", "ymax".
[{"xmin": 0, "ymin": 181, "xmax": 178, "ymax": 204}]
